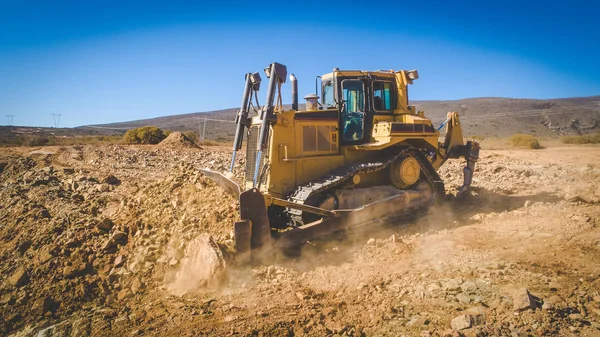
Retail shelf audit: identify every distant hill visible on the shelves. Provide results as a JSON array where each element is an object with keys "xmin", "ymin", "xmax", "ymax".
[
  {"xmin": 412, "ymin": 96, "xmax": 600, "ymax": 137},
  {"xmin": 81, "ymin": 108, "xmax": 241, "ymax": 141},
  {"xmin": 79, "ymin": 96, "xmax": 600, "ymax": 139},
  {"xmin": 2, "ymin": 96, "xmax": 598, "ymax": 145}
]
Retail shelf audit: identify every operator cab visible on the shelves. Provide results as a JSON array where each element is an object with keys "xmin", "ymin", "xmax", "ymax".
[{"xmin": 320, "ymin": 69, "xmax": 412, "ymax": 145}]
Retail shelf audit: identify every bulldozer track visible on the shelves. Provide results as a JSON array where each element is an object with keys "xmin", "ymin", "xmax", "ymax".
[{"xmin": 285, "ymin": 148, "xmax": 445, "ymax": 226}]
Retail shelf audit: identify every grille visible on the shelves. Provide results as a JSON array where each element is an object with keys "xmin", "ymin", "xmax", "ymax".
[
  {"xmin": 302, "ymin": 125, "xmax": 335, "ymax": 152},
  {"xmin": 245, "ymin": 126, "xmax": 260, "ymax": 183}
]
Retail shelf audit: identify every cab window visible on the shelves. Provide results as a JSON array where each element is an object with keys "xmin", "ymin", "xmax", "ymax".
[
  {"xmin": 342, "ymin": 80, "xmax": 364, "ymax": 113},
  {"xmin": 322, "ymin": 81, "xmax": 335, "ymax": 108},
  {"xmin": 373, "ymin": 81, "xmax": 394, "ymax": 112}
]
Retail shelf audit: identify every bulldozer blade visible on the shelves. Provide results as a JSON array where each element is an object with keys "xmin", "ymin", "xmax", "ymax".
[
  {"xmin": 276, "ymin": 189, "xmax": 433, "ymax": 248},
  {"xmin": 234, "ymin": 220, "xmax": 252, "ymax": 264},
  {"xmin": 239, "ymin": 188, "xmax": 271, "ymax": 249},
  {"xmin": 199, "ymin": 168, "xmax": 241, "ymax": 198}
]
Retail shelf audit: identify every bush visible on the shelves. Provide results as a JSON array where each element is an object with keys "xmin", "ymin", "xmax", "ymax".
[
  {"xmin": 560, "ymin": 133, "xmax": 600, "ymax": 144},
  {"xmin": 123, "ymin": 129, "xmax": 139, "ymax": 144},
  {"xmin": 137, "ymin": 126, "xmax": 166, "ymax": 144},
  {"xmin": 509, "ymin": 134, "xmax": 543, "ymax": 149},
  {"xmin": 27, "ymin": 136, "xmax": 50, "ymax": 146},
  {"xmin": 123, "ymin": 126, "xmax": 166, "ymax": 144}
]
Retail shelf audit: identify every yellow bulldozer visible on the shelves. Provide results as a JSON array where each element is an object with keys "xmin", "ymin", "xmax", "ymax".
[{"xmin": 202, "ymin": 62, "xmax": 479, "ymax": 258}]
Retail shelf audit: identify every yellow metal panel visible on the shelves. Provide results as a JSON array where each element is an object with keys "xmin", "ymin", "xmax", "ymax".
[
  {"xmin": 402, "ymin": 115, "xmax": 430, "ymax": 124},
  {"xmin": 372, "ymin": 114, "xmax": 394, "ymax": 124},
  {"xmin": 265, "ymin": 111, "xmax": 298, "ymax": 198},
  {"xmin": 265, "ymin": 110, "xmax": 344, "ymax": 197}
]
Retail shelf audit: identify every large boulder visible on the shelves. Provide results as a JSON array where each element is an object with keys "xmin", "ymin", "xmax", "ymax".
[{"xmin": 168, "ymin": 234, "xmax": 226, "ymax": 295}]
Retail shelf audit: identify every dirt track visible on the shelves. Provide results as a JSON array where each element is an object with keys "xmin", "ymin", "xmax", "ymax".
[{"xmin": 1, "ymin": 144, "xmax": 600, "ymax": 336}]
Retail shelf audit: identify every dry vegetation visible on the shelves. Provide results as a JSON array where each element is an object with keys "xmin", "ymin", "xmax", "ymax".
[
  {"xmin": 2, "ymin": 135, "xmax": 124, "ymax": 147},
  {"xmin": 0, "ymin": 127, "xmax": 206, "ymax": 148},
  {"xmin": 196, "ymin": 139, "xmax": 222, "ymax": 146},
  {"xmin": 560, "ymin": 132, "xmax": 600, "ymax": 144},
  {"xmin": 508, "ymin": 134, "xmax": 543, "ymax": 149}
]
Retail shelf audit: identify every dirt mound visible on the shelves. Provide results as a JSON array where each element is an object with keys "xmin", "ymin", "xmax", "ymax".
[
  {"xmin": 0, "ymin": 145, "xmax": 238, "ymax": 335},
  {"xmin": 158, "ymin": 132, "xmax": 199, "ymax": 149}
]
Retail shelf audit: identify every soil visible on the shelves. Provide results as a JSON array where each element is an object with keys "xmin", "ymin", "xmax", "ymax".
[
  {"xmin": 157, "ymin": 132, "xmax": 200, "ymax": 149},
  {"xmin": 1, "ymin": 143, "xmax": 600, "ymax": 336}
]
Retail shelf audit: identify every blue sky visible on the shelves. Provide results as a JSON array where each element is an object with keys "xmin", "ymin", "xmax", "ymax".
[{"xmin": 1, "ymin": 0, "xmax": 598, "ymax": 127}]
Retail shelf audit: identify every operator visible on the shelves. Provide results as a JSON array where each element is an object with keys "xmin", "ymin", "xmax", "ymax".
[{"xmin": 344, "ymin": 116, "xmax": 363, "ymax": 141}]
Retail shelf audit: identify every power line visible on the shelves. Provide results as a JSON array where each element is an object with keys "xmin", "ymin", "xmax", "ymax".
[
  {"xmin": 197, "ymin": 116, "xmax": 236, "ymax": 141},
  {"xmin": 51, "ymin": 113, "xmax": 62, "ymax": 128}
]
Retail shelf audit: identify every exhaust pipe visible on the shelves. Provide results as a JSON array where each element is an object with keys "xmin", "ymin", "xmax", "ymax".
[{"xmin": 290, "ymin": 74, "xmax": 298, "ymax": 111}]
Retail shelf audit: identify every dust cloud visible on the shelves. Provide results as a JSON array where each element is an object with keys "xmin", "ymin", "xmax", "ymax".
[{"xmin": 166, "ymin": 234, "xmax": 227, "ymax": 296}]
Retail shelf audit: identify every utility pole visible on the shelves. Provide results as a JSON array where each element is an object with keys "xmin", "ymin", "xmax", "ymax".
[
  {"xmin": 202, "ymin": 116, "xmax": 207, "ymax": 141},
  {"xmin": 198, "ymin": 114, "xmax": 202, "ymax": 142},
  {"xmin": 6, "ymin": 115, "xmax": 14, "ymax": 126},
  {"xmin": 51, "ymin": 113, "xmax": 62, "ymax": 128}
]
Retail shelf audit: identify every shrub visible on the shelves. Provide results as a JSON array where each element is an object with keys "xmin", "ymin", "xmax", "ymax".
[
  {"xmin": 123, "ymin": 126, "xmax": 166, "ymax": 144},
  {"xmin": 509, "ymin": 134, "xmax": 543, "ymax": 149},
  {"xmin": 27, "ymin": 136, "xmax": 49, "ymax": 146},
  {"xmin": 137, "ymin": 126, "xmax": 165, "ymax": 144},
  {"xmin": 123, "ymin": 129, "xmax": 139, "ymax": 144},
  {"xmin": 560, "ymin": 133, "xmax": 600, "ymax": 144},
  {"xmin": 470, "ymin": 135, "xmax": 485, "ymax": 141}
]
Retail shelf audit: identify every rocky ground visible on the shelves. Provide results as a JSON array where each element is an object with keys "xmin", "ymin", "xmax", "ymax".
[{"xmin": 1, "ymin": 143, "xmax": 600, "ymax": 336}]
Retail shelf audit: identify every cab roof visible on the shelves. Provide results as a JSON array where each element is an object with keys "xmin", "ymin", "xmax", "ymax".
[{"xmin": 321, "ymin": 69, "xmax": 398, "ymax": 78}]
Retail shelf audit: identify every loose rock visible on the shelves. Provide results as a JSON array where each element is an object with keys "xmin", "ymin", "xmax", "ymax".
[
  {"xmin": 131, "ymin": 278, "xmax": 143, "ymax": 294},
  {"xmin": 102, "ymin": 175, "xmax": 121, "ymax": 185},
  {"xmin": 451, "ymin": 315, "xmax": 472, "ymax": 331},
  {"xmin": 513, "ymin": 288, "xmax": 534, "ymax": 311},
  {"xmin": 7, "ymin": 268, "xmax": 30, "ymax": 287},
  {"xmin": 97, "ymin": 218, "xmax": 114, "ymax": 232}
]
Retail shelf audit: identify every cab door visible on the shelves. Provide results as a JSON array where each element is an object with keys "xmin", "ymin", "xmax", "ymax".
[{"xmin": 340, "ymin": 79, "xmax": 367, "ymax": 144}]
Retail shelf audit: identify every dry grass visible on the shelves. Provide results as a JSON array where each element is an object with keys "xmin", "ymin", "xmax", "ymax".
[
  {"xmin": 0, "ymin": 133, "xmax": 229, "ymax": 148},
  {"xmin": 1, "ymin": 135, "xmax": 124, "ymax": 147},
  {"xmin": 469, "ymin": 135, "xmax": 486, "ymax": 142},
  {"xmin": 509, "ymin": 134, "xmax": 543, "ymax": 149},
  {"xmin": 560, "ymin": 133, "xmax": 600, "ymax": 144},
  {"xmin": 197, "ymin": 139, "xmax": 222, "ymax": 146}
]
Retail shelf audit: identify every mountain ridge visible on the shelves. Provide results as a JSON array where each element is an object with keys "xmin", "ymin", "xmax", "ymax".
[{"xmin": 78, "ymin": 96, "xmax": 600, "ymax": 139}]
